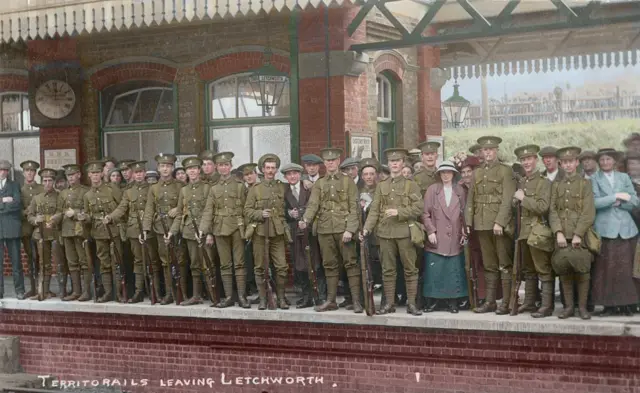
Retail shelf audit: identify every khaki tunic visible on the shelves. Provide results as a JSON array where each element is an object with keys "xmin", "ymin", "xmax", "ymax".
[
  {"xmin": 27, "ymin": 190, "xmax": 59, "ymax": 275},
  {"xmin": 143, "ymin": 179, "xmax": 183, "ymax": 267},
  {"xmin": 414, "ymin": 167, "xmax": 437, "ymax": 197},
  {"xmin": 171, "ymin": 180, "xmax": 210, "ymax": 274},
  {"xmin": 55, "ymin": 184, "xmax": 89, "ymax": 272},
  {"xmin": 549, "ymin": 174, "xmax": 596, "ymax": 275},
  {"xmin": 83, "ymin": 183, "xmax": 123, "ymax": 273},
  {"xmin": 21, "ymin": 182, "xmax": 43, "ymax": 237}
]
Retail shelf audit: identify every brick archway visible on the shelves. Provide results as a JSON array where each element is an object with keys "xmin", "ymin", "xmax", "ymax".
[
  {"xmin": 89, "ymin": 62, "xmax": 178, "ymax": 90},
  {"xmin": 195, "ymin": 51, "xmax": 290, "ymax": 81},
  {"xmin": 373, "ymin": 51, "xmax": 407, "ymax": 81}
]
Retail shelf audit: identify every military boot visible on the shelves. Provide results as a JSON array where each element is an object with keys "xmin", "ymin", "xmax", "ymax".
[
  {"xmin": 78, "ymin": 270, "xmax": 93, "ymax": 302},
  {"xmin": 43, "ymin": 275, "xmax": 54, "ymax": 299},
  {"xmin": 517, "ymin": 279, "xmax": 538, "ymax": 313},
  {"xmin": 114, "ymin": 271, "xmax": 125, "ymax": 303},
  {"xmin": 60, "ymin": 271, "xmax": 69, "ymax": 298},
  {"xmin": 97, "ymin": 273, "xmax": 113, "ymax": 303},
  {"xmin": 378, "ymin": 278, "xmax": 396, "ymax": 315},
  {"xmin": 405, "ymin": 277, "xmax": 423, "ymax": 316},
  {"xmin": 160, "ymin": 267, "xmax": 174, "ymax": 305},
  {"xmin": 152, "ymin": 269, "xmax": 162, "ymax": 304},
  {"xmin": 129, "ymin": 274, "xmax": 145, "ymax": 303},
  {"xmin": 24, "ymin": 272, "xmax": 36, "ymax": 298},
  {"xmin": 182, "ymin": 275, "xmax": 203, "ymax": 306},
  {"xmin": 577, "ymin": 274, "xmax": 591, "ymax": 320},
  {"xmin": 236, "ymin": 274, "xmax": 250, "ymax": 309},
  {"xmin": 347, "ymin": 273, "xmax": 363, "ymax": 314},
  {"xmin": 256, "ymin": 277, "xmax": 267, "ymax": 310},
  {"xmin": 474, "ymin": 272, "xmax": 498, "ymax": 313},
  {"xmin": 315, "ymin": 276, "xmax": 339, "ymax": 312},
  {"xmin": 217, "ymin": 275, "xmax": 235, "ymax": 308},
  {"xmin": 496, "ymin": 277, "xmax": 512, "ymax": 315},
  {"xmin": 558, "ymin": 276, "xmax": 574, "ymax": 319},
  {"xmin": 276, "ymin": 276, "xmax": 289, "ymax": 310},
  {"xmin": 63, "ymin": 271, "xmax": 82, "ymax": 301},
  {"xmin": 180, "ymin": 265, "xmax": 189, "ymax": 301},
  {"xmin": 531, "ymin": 280, "xmax": 554, "ymax": 318}
]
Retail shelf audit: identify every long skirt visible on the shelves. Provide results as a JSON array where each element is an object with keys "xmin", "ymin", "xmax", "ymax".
[
  {"xmin": 592, "ymin": 236, "xmax": 639, "ymax": 307},
  {"xmin": 422, "ymin": 252, "xmax": 468, "ymax": 299}
]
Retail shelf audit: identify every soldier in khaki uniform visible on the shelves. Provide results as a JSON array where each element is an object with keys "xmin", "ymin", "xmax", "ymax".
[
  {"xmin": 82, "ymin": 161, "xmax": 124, "ymax": 303},
  {"xmin": 362, "ymin": 149, "xmax": 423, "ymax": 315},
  {"xmin": 200, "ymin": 150, "xmax": 221, "ymax": 184},
  {"xmin": 465, "ymin": 136, "xmax": 517, "ymax": 314},
  {"xmin": 300, "ymin": 148, "xmax": 361, "ymax": 313},
  {"xmin": 143, "ymin": 154, "xmax": 185, "ymax": 304},
  {"xmin": 244, "ymin": 154, "xmax": 289, "ymax": 310},
  {"xmin": 200, "ymin": 152, "xmax": 249, "ymax": 308},
  {"xmin": 238, "ymin": 163, "xmax": 259, "ymax": 300},
  {"xmin": 512, "ymin": 145, "xmax": 554, "ymax": 318},
  {"xmin": 118, "ymin": 160, "xmax": 136, "ymax": 189},
  {"xmin": 106, "ymin": 161, "xmax": 161, "ymax": 303},
  {"xmin": 26, "ymin": 168, "xmax": 59, "ymax": 300},
  {"xmin": 549, "ymin": 147, "xmax": 595, "ymax": 320},
  {"xmin": 20, "ymin": 160, "xmax": 44, "ymax": 298},
  {"xmin": 52, "ymin": 164, "xmax": 90, "ymax": 301},
  {"xmin": 413, "ymin": 141, "xmax": 440, "ymax": 196}
]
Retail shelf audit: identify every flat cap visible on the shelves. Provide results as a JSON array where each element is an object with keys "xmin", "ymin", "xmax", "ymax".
[
  {"xmin": 128, "ymin": 161, "xmax": 147, "ymax": 171},
  {"xmin": 578, "ymin": 150, "xmax": 597, "ymax": 161},
  {"xmin": 623, "ymin": 132, "xmax": 640, "ymax": 147},
  {"xmin": 85, "ymin": 160, "xmax": 105, "ymax": 173},
  {"xmin": 238, "ymin": 163, "xmax": 258, "ymax": 175},
  {"xmin": 145, "ymin": 170, "xmax": 159, "ymax": 179},
  {"xmin": 417, "ymin": 140, "xmax": 441, "ymax": 154},
  {"xmin": 55, "ymin": 169, "xmax": 66, "ymax": 182},
  {"xmin": 155, "ymin": 153, "xmax": 177, "ymax": 165},
  {"xmin": 514, "ymin": 144, "xmax": 540, "ymax": 160},
  {"xmin": 39, "ymin": 168, "xmax": 57, "ymax": 179},
  {"xmin": 320, "ymin": 148, "xmax": 343, "ymax": 161},
  {"xmin": 301, "ymin": 154, "xmax": 322, "ymax": 164},
  {"xmin": 258, "ymin": 153, "xmax": 281, "ymax": 170},
  {"xmin": 118, "ymin": 159, "xmax": 136, "ymax": 170},
  {"xmin": 477, "ymin": 136, "xmax": 502, "ymax": 149},
  {"xmin": 538, "ymin": 146, "xmax": 558, "ymax": 157},
  {"xmin": 182, "ymin": 156, "xmax": 202, "ymax": 169},
  {"xmin": 360, "ymin": 157, "xmax": 380, "ymax": 172},
  {"xmin": 469, "ymin": 144, "xmax": 482, "ymax": 154},
  {"xmin": 20, "ymin": 160, "xmax": 40, "ymax": 171},
  {"xmin": 62, "ymin": 164, "xmax": 81, "ymax": 175},
  {"xmin": 596, "ymin": 148, "xmax": 623, "ymax": 162},
  {"xmin": 199, "ymin": 150, "xmax": 216, "ymax": 161},
  {"xmin": 280, "ymin": 163, "xmax": 304, "ymax": 174},
  {"xmin": 0, "ymin": 160, "xmax": 11, "ymax": 170},
  {"xmin": 385, "ymin": 148, "xmax": 409, "ymax": 161},
  {"xmin": 213, "ymin": 152, "xmax": 234, "ymax": 164},
  {"xmin": 556, "ymin": 146, "xmax": 582, "ymax": 160},
  {"xmin": 339, "ymin": 157, "xmax": 359, "ymax": 170}
]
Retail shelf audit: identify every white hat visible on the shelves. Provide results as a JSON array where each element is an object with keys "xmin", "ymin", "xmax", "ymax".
[{"xmin": 436, "ymin": 160, "xmax": 459, "ymax": 174}]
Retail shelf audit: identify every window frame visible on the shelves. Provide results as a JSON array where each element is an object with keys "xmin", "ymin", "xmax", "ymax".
[
  {"xmin": 102, "ymin": 128, "xmax": 176, "ymax": 162},
  {"xmin": 0, "ymin": 134, "xmax": 41, "ymax": 183},
  {"xmin": 376, "ymin": 72, "xmax": 397, "ymax": 162},
  {"xmin": 0, "ymin": 92, "xmax": 38, "ymax": 135}
]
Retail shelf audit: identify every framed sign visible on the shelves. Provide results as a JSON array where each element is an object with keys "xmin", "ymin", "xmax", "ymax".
[
  {"xmin": 350, "ymin": 136, "xmax": 373, "ymax": 160},
  {"xmin": 43, "ymin": 149, "xmax": 77, "ymax": 169}
]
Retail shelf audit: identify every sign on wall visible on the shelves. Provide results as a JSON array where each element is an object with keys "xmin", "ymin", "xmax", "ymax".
[
  {"xmin": 350, "ymin": 136, "xmax": 372, "ymax": 160},
  {"xmin": 43, "ymin": 149, "xmax": 77, "ymax": 169}
]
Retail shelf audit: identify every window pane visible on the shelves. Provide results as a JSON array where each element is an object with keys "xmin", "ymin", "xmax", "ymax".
[
  {"xmin": 0, "ymin": 139, "xmax": 13, "ymax": 168},
  {"xmin": 141, "ymin": 130, "xmax": 174, "ymax": 165},
  {"xmin": 252, "ymin": 124, "xmax": 291, "ymax": 180},
  {"xmin": 105, "ymin": 132, "xmax": 140, "ymax": 161},
  {"xmin": 12, "ymin": 136, "xmax": 41, "ymax": 184},
  {"xmin": 238, "ymin": 79, "xmax": 263, "ymax": 118},
  {"xmin": 211, "ymin": 78, "xmax": 237, "ymax": 119},
  {"xmin": 108, "ymin": 92, "xmax": 138, "ymax": 126},
  {"xmin": 22, "ymin": 95, "xmax": 37, "ymax": 131},
  {"xmin": 210, "ymin": 127, "xmax": 251, "ymax": 166},
  {"xmin": 265, "ymin": 81, "xmax": 290, "ymax": 118},
  {"xmin": 2, "ymin": 94, "xmax": 21, "ymax": 132},
  {"xmin": 155, "ymin": 89, "xmax": 174, "ymax": 123},
  {"xmin": 132, "ymin": 89, "xmax": 164, "ymax": 124}
]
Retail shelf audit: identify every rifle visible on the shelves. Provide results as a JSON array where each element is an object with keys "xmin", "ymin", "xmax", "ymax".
[
  {"xmin": 298, "ymin": 210, "xmax": 321, "ymax": 306},
  {"xmin": 135, "ymin": 212, "xmax": 156, "ymax": 305},
  {"xmin": 102, "ymin": 204, "xmax": 127, "ymax": 303},
  {"xmin": 82, "ymin": 237, "xmax": 99, "ymax": 302},
  {"xmin": 188, "ymin": 204, "xmax": 219, "ymax": 305},
  {"xmin": 36, "ymin": 205, "xmax": 45, "ymax": 301},
  {"xmin": 358, "ymin": 195, "xmax": 375, "ymax": 317},
  {"xmin": 27, "ymin": 238, "xmax": 38, "ymax": 297},
  {"xmin": 53, "ymin": 240, "xmax": 68, "ymax": 298},
  {"xmin": 263, "ymin": 202, "xmax": 276, "ymax": 310},
  {"xmin": 509, "ymin": 202, "xmax": 523, "ymax": 316},
  {"xmin": 159, "ymin": 214, "xmax": 183, "ymax": 305},
  {"xmin": 459, "ymin": 199, "xmax": 478, "ymax": 310}
]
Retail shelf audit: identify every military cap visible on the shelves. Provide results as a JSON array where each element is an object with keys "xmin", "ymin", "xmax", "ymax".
[
  {"xmin": 182, "ymin": 156, "xmax": 202, "ymax": 169},
  {"xmin": 408, "ymin": 148, "xmax": 421, "ymax": 157},
  {"xmin": 417, "ymin": 140, "xmax": 441, "ymax": 154},
  {"xmin": 199, "ymin": 150, "xmax": 216, "ymax": 161},
  {"xmin": 538, "ymin": 146, "xmax": 558, "ymax": 158},
  {"xmin": 38, "ymin": 168, "xmax": 57, "ymax": 179},
  {"xmin": 623, "ymin": 132, "xmax": 640, "ymax": 147},
  {"xmin": 380, "ymin": 165, "xmax": 390, "ymax": 175},
  {"xmin": 514, "ymin": 144, "xmax": 540, "ymax": 160},
  {"xmin": 213, "ymin": 152, "xmax": 234, "ymax": 164},
  {"xmin": 128, "ymin": 161, "xmax": 147, "ymax": 172},
  {"xmin": 301, "ymin": 154, "xmax": 322, "ymax": 164},
  {"xmin": 20, "ymin": 160, "xmax": 40, "ymax": 171},
  {"xmin": 154, "ymin": 153, "xmax": 177, "ymax": 165},
  {"xmin": 578, "ymin": 150, "xmax": 597, "ymax": 161},
  {"xmin": 102, "ymin": 156, "xmax": 117, "ymax": 165},
  {"xmin": 55, "ymin": 169, "xmax": 66, "ymax": 182},
  {"xmin": 320, "ymin": 148, "xmax": 343, "ymax": 161},
  {"xmin": 360, "ymin": 157, "xmax": 380, "ymax": 172},
  {"xmin": 85, "ymin": 160, "xmax": 105, "ymax": 173},
  {"xmin": 117, "ymin": 159, "xmax": 136, "ymax": 170},
  {"xmin": 238, "ymin": 163, "xmax": 258, "ymax": 175},
  {"xmin": 385, "ymin": 148, "xmax": 409, "ymax": 161},
  {"xmin": 476, "ymin": 136, "xmax": 502, "ymax": 149},
  {"xmin": 62, "ymin": 164, "xmax": 82, "ymax": 175},
  {"xmin": 145, "ymin": 170, "xmax": 159, "ymax": 179},
  {"xmin": 596, "ymin": 148, "xmax": 623, "ymax": 162},
  {"xmin": 556, "ymin": 146, "xmax": 582, "ymax": 160},
  {"xmin": 280, "ymin": 163, "xmax": 304, "ymax": 174},
  {"xmin": 258, "ymin": 153, "xmax": 281, "ymax": 170},
  {"xmin": 469, "ymin": 144, "xmax": 482, "ymax": 154},
  {"xmin": 339, "ymin": 157, "xmax": 359, "ymax": 170},
  {"xmin": 0, "ymin": 160, "xmax": 10, "ymax": 170}
]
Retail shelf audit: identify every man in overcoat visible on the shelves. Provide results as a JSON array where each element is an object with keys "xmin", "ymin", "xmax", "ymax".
[{"xmin": 0, "ymin": 160, "xmax": 25, "ymax": 299}]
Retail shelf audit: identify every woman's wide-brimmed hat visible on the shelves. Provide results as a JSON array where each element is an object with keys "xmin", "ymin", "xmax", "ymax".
[{"xmin": 436, "ymin": 160, "xmax": 459, "ymax": 174}]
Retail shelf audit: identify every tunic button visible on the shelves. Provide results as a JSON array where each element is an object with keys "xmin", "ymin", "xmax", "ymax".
[{"xmin": 391, "ymin": 189, "xmax": 394, "ymax": 192}]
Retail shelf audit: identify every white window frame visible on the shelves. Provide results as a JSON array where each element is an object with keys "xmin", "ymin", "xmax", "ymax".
[
  {"xmin": 376, "ymin": 75, "xmax": 393, "ymax": 121},
  {"xmin": 103, "ymin": 128, "xmax": 175, "ymax": 161},
  {"xmin": 0, "ymin": 92, "xmax": 38, "ymax": 132},
  {"xmin": 104, "ymin": 86, "xmax": 174, "ymax": 127}
]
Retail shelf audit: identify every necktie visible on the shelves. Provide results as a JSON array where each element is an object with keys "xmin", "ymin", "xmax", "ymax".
[{"xmin": 292, "ymin": 185, "xmax": 299, "ymax": 201}]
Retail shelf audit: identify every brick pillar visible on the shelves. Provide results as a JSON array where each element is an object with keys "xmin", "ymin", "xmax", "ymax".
[
  {"xmin": 297, "ymin": 7, "xmax": 369, "ymax": 159},
  {"xmin": 417, "ymin": 45, "xmax": 442, "ymax": 139},
  {"xmin": 176, "ymin": 67, "xmax": 201, "ymax": 154}
]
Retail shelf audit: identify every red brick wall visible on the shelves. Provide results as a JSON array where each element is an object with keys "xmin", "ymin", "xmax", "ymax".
[
  {"xmin": 0, "ymin": 75, "xmax": 29, "ymax": 92},
  {"xmin": 90, "ymin": 62, "xmax": 178, "ymax": 90},
  {"xmin": 39, "ymin": 126, "xmax": 83, "ymax": 166},
  {"xmin": 195, "ymin": 52, "xmax": 290, "ymax": 81},
  {"xmin": 417, "ymin": 43, "xmax": 442, "ymax": 139},
  {"xmin": 1, "ymin": 310, "xmax": 638, "ymax": 393}
]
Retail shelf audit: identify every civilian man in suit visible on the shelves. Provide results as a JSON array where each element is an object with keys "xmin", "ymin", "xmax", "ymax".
[
  {"xmin": 0, "ymin": 160, "xmax": 25, "ymax": 299},
  {"xmin": 301, "ymin": 154, "xmax": 322, "ymax": 191}
]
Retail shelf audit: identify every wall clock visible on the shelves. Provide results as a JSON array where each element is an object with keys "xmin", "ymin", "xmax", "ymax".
[{"xmin": 34, "ymin": 79, "xmax": 77, "ymax": 120}]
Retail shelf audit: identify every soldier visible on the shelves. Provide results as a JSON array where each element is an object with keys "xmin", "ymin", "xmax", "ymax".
[
  {"xmin": 244, "ymin": 154, "xmax": 290, "ymax": 309},
  {"xmin": 300, "ymin": 148, "xmax": 361, "ymax": 313},
  {"xmin": 20, "ymin": 160, "xmax": 43, "ymax": 298},
  {"xmin": 465, "ymin": 136, "xmax": 517, "ymax": 314},
  {"xmin": 200, "ymin": 152, "xmax": 249, "ymax": 308},
  {"xmin": 359, "ymin": 157, "xmax": 382, "ymax": 300},
  {"xmin": 118, "ymin": 160, "xmax": 137, "ymax": 189},
  {"xmin": 82, "ymin": 161, "xmax": 123, "ymax": 303},
  {"xmin": 512, "ymin": 145, "xmax": 554, "ymax": 318},
  {"xmin": 301, "ymin": 154, "xmax": 322, "ymax": 190},
  {"xmin": 549, "ymin": 147, "xmax": 595, "ymax": 320},
  {"xmin": 238, "ymin": 163, "xmax": 259, "ymax": 300},
  {"xmin": 540, "ymin": 146, "xmax": 565, "ymax": 182},
  {"xmin": 26, "ymin": 168, "xmax": 59, "ymax": 300},
  {"xmin": 361, "ymin": 149, "xmax": 423, "ymax": 315},
  {"xmin": 53, "ymin": 164, "xmax": 90, "ymax": 301},
  {"xmin": 102, "ymin": 157, "xmax": 118, "ymax": 184},
  {"xmin": 200, "ymin": 150, "xmax": 221, "ymax": 184},
  {"xmin": 469, "ymin": 144, "xmax": 483, "ymax": 159},
  {"xmin": 338, "ymin": 157, "xmax": 362, "ymax": 309},
  {"xmin": 414, "ymin": 141, "xmax": 441, "ymax": 196},
  {"xmin": 146, "ymin": 171, "xmax": 159, "ymax": 184}
]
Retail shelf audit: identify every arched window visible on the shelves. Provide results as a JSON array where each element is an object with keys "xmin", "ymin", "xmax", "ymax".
[
  {"xmin": 376, "ymin": 73, "xmax": 396, "ymax": 162},
  {"xmin": 0, "ymin": 92, "xmax": 40, "ymax": 183},
  {"xmin": 207, "ymin": 73, "xmax": 291, "ymax": 172},
  {"xmin": 101, "ymin": 80, "xmax": 176, "ymax": 163}
]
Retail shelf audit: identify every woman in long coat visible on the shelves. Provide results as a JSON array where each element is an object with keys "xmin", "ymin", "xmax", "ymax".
[
  {"xmin": 422, "ymin": 161, "xmax": 468, "ymax": 313},
  {"xmin": 591, "ymin": 148, "xmax": 639, "ymax": 316}
]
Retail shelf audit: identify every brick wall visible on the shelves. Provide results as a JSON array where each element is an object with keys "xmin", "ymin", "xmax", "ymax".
[{"xmin": 1, "ymin": 310, "xmax": 638, "ymax": 393}]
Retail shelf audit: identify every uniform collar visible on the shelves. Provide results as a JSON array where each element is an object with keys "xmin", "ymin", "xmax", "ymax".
[
  {"xmin": 326, "ymin": 171, "xmax": 341, "ymax": 180},
  {"xmin": 525, "ymin": 170, "xmax": 541, "ymax": 180},
  {"xmin": 484, "ymin": 160, "xmax": 499, "ymax": 169},
  {"xmin": 390, "ymin": 175, "xmax": 404, "ymax": 183}
]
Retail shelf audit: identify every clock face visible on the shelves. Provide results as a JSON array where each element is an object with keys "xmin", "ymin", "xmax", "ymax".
[{"xmin": 35, "ymin": 80, "xmax": 76, "ymax": 120}]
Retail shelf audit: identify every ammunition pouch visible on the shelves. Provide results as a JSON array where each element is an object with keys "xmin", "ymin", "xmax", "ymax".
[
  {"xmin": 527, "ymin": 221, "xmax": 554, "ymax": 252},
  {"xmin": 408, "ymin": 221, "xmax": 425, "ymax": 248},
  {"xmin": 585, "ymin": 227, "xmax": 601, "ymax": 255}
]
